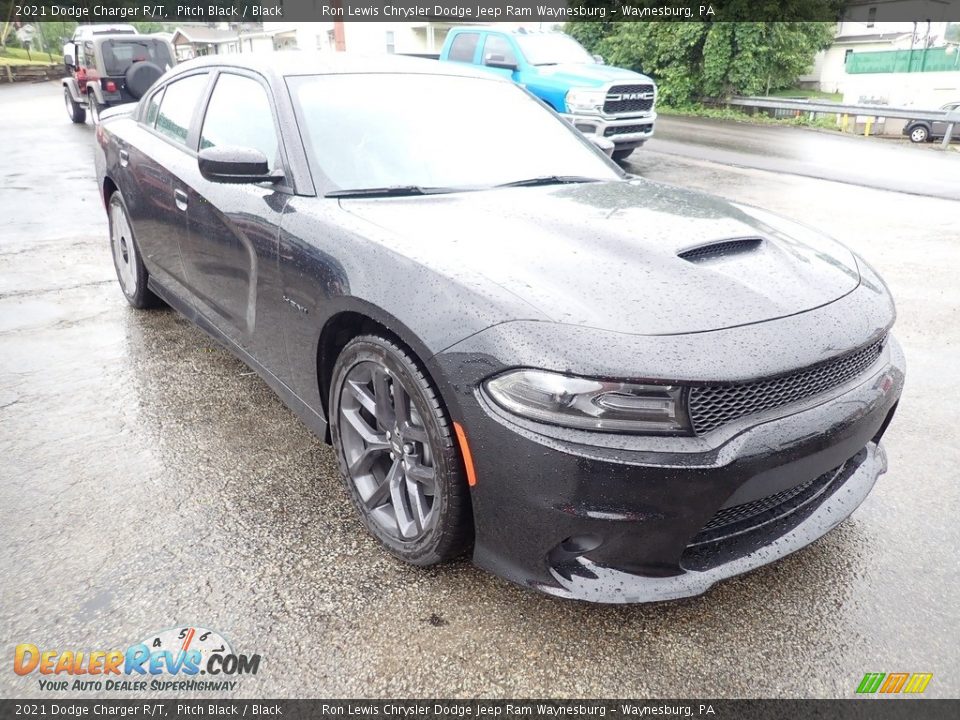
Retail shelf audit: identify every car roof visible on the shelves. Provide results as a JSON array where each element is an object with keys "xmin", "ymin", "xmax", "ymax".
[
  {"xmin": 451, "ymin": 27, "xmax": 566, "ymax": 36},
  {"xmin": 165, "ymin": 52, "xmax": 505, "ymax": 83}
]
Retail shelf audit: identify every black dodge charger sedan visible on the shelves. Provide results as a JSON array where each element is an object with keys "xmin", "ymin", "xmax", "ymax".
[{"xmin": 94, "ymin": 54, "xmax": 904, "ymax": 603}]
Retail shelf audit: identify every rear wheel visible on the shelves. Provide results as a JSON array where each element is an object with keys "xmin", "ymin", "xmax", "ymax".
[
  {"xmin": 108, "ymin": 191, "xmax": 161, "ymax": 309},
  {"xmin": 330, "ymin": 335, "xmax": 472, "ymax": 565},
  {"xmin": 87, "ymin": 92, "xmax": 103, "ymax": 125},
  {"xmin": 64, "ymin": 88, "xmax": 85, "ymax": 124},
  {"xmin": 909, "ymin": 125, "xmax": 930, "ymax": 143}
]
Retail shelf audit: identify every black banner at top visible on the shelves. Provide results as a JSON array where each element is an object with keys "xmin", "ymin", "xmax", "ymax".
[{"xmin": 7, "ymin": 0, "xmax": 960, "ymax": 23}]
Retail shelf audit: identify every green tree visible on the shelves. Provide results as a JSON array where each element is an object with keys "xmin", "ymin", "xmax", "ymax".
[{"xmin": 567, "ymin": 21, "xmax": 835, "ymax": 107}]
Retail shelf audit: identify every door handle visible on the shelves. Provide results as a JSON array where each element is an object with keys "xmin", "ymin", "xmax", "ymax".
[
  {"xmin": 174, "ymin": 189, "xmax": 188, "ymax": 212},
  {"xmin": 118, "ymin": 149, "xmax": 129, "ymax": 167}
]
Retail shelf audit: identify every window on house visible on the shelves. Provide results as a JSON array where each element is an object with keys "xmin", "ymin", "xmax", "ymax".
[
  {"xmin": 385, "ymin": 31, "xmax": 395, "ymax": 55},
  {"xmin": 867, "ymin": 7, "xmax": 877, "ymax": 28}
]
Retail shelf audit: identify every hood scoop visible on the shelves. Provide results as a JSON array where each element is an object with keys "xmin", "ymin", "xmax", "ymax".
[{"xmin": 679, "ymin": 237, "xmax": 763, "ymax": 263}]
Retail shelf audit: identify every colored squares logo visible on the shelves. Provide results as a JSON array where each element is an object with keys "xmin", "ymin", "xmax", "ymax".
[{"xmin": 856, "ymin": 672, "xmax": 933, "ymax": 694}]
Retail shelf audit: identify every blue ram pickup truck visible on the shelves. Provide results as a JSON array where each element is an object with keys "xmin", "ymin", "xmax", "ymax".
[{"xmin": 437, "ymin": 27, "xmax": 656, "ymax": 161}]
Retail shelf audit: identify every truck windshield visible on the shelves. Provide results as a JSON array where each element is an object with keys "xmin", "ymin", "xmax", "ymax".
[
  {"xmin": 288, "ymin": 73, "xmax": 619, "ymax": 194},
  {"xmin": 100, "ymin": 40, "xmax": 174, "ymax": 76},
  {"xmin": 514, "ymin": 34, "xmax": 594, "ymax": 66}
]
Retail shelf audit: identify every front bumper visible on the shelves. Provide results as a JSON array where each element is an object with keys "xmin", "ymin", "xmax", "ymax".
[
  {"xmin": 561, "ymin": 111, "xmax": 656, "ymax": 146},
  {"xmin": 443, "ymin": 336, "xmax": 904, "ymax": 603}
]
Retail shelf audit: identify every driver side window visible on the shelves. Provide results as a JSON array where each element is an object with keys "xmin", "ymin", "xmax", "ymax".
[
  {"xmin": 483, "ymin": 35, "xmax": 516, "ymax": 66},
  {"xmin": 200, "ymin": 73, "xmax": 279, "ymax": 170}
]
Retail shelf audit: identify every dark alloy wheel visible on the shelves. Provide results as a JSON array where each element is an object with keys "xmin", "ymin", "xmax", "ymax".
[
  {"xmin": 64, "ymin": 88, "xmax": 86, "ymax": 124},
  {"xmin": 108, "ymin": 191, "xmax": 162, "ymax": 309},
  {"xmin": 330, "ymin": 335, "xmax": 472, "ymax": 565}
]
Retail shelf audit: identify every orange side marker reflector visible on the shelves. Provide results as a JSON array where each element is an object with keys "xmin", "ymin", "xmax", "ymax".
[{"xmin": 453, "ymin": 422, "xmax": 477, "ymax": 487}]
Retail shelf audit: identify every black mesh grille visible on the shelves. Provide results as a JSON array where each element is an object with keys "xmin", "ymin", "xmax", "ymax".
[
  {"xmin": 688, "ymin": 338, "xmax": 885, "ymax": 435},
  {"xmin": 688, "ymin": 461, "xmax": 846, "ymax": 547},
  {"xmin": 603, "ymin": 124, "xmax": 652, "ymax": 137},
  {"xmin": 703, "ymin": 477, "xmax": 818, "ymax": 532},
  {"xmin": 604, "ymin": 84, "xmax": 655, "ymax": 114},
  {"xmin": 678, "ymin": 238, "xmax": 762, "ymax": 261}
]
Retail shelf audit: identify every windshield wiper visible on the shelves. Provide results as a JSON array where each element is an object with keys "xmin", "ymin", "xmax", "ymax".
[
  {"xmin": 326, "ymin": 185, "xmax": 461, "ymax": 198},
  {"xmin": 494, "ymin": 175, "xmax": 603, "ymax": 189}
]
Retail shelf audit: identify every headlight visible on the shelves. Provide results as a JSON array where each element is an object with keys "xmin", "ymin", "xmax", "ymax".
[
  {"xmin": 565, "ymin": 87, "xmax": 606, "ymax": 114},
  {"xmin": 484, "ymin": 369, "xmax": 690, "ymax": 434}
]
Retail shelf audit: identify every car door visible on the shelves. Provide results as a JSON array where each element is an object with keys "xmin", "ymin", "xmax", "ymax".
[
  {"xmin": 176, "ymin": 69, "xmax": 291, "ymax": 370},
  {"xmin": 120, "ymin": 72, "xmax": 210, "ymax": 295}
]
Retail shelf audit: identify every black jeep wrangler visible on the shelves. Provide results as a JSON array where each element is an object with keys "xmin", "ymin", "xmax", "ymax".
[{"xmin": 63, "ymin": 35, "xmax": 176, "ymax": 124}]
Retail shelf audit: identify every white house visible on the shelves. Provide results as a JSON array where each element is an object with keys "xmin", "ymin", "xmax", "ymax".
[
  {"xmin": 801, "ymin": 20, "xmax": 958, "ymax": 109},
  {"xmin": 261, "ymin": 21, "xmax": 543, "ymax": 56}
]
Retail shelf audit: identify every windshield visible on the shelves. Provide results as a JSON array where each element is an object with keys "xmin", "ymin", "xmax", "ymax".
[
  {"xmin": 100, "ymin": 39, "xmax": 174, "ymax": 76},
  {"xmin": 288, "ymin": 73, "xmax": 619, "ymax": 194},
  {"xmin": 514, "ymin": 34, "xmax": 594, "ymax": 66}
]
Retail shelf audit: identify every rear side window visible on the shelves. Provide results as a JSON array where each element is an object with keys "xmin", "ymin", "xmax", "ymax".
[
  {"xmin": 448, "ymin": 33, "xmax": 479, "ymax": 63},
  {"xmin": 200, "ymin": 73, "xmax": 279, "ymax": 169},
  {"xmin": 154, "ymin": 74, "xmax": 208, "ymax": 147},
  {"xmin": 144, "ymin": 87, "xmax": 164, "ymax": 127}
]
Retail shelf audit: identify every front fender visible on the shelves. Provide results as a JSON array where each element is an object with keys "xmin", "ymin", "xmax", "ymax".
[{"xmin": 62, "ymin": 77, "xmax": 83, "ymax": 103}]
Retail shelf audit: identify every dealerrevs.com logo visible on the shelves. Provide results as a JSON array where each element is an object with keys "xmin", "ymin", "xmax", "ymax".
[
  {"xmin": 14, "ymin": 626, "xmax": 260, "ymax": 692},
  {"xmin": 856, "ymin": 672, "xmax": 933, "ymax": 695}
]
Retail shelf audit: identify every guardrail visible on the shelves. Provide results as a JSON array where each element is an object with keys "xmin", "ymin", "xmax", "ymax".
[{"xmin": 728, "ymin": 95, "xmax": 959, "ymax": 148}]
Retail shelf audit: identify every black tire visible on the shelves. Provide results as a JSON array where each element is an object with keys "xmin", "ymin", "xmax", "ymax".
[
  {"xmin": 87, "ymin": 92, "xmax": 103, "ymax": 125},
  {"xmin": 612, "ymin": 147, "xmax": 635, "ymax": 162},
  {"xmin": 125, "ymin": 62, "xmax": 163, "ymax": 99},
  {"xmin": 107, "ymin": 191, "xmax": 162, "ymax": 309},
  {"xmin": 64, "ymin": 87, "xmax": 86, "ymax": 124},
  {"xmin": 329, "ymin": 334, "xmax": 473, "ymax": 565},
  {"xmin": 908, "ymin": 125, "xmax": 930, "ymax": 143}
]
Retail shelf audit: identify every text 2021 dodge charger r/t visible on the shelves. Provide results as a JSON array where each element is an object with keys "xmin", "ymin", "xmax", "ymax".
[{"xmin": 94, "ymin": 54, "xmax": 904, "ymax": 603}]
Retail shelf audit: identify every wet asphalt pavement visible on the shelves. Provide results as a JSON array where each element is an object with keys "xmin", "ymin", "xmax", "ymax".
[
  {"xmin": 1, "ymin": 80, "xmax": 959, "ymax": 698},
  {"xmin": 649, "ymin": 114, "xmax": 960, "ymax": 201}
]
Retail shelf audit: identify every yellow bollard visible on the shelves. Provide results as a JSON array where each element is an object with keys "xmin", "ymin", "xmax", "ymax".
[
  {"xmin": 865, "ymin": 118, "xmax": 873, "ymax": 136},
  {"xmin": 841, "ymin": 114, "xmax": 849, "ymax": 132}
]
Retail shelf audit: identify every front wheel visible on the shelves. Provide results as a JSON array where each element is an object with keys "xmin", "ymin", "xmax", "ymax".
[
  {"xmin": 329, "ymin": 335, "xmax": 473, "ymax": 565},
  {"xmin": 108, "ymin": 191, "xmax": 161, "ymax": 309},
  {"xmin": 909, "ymin": 125, "xmax": 930, "ymax": 143},
  {"xmin": 612, "ymin": 147, "xmax": 636, "ymax": 162},
  {"xmin": 64, "ymin": 88, "xmax": 86, "ymax": 124}
]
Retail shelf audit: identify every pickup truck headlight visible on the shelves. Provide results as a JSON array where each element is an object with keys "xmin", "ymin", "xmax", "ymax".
[
  {"xmin": 565, "ymin": 88, "xmax": 607, "ymax": 114},
  {"xmin": 484, "ymin": 369, "xmax": 689, "ymax": 434}
]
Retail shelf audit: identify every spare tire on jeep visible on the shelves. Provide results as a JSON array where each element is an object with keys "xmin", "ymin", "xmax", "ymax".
[{"xmin": 125, "ymin": 62, "xmax": 163, "ymax": 99}]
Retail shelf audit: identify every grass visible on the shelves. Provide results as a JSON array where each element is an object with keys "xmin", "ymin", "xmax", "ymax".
[
  {"xmin": 659, "ymin": 103, "xmax": 842, "ymax": 131},
  {"xmin": 0, "ymin": 47, "xmax": 58, "ymax": 66}
]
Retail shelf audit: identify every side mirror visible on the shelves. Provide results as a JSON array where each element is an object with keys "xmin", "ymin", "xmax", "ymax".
[
  {"xmin": 64, "ymin": 53, "xmax": 75, "ymax": 68},
  {"xmin": 198, "ymin": 146, "xmax": 281, "ymax": 184},
  {"xmin": 587, "ymin": 134, "xmax": 615, "ymax": 157},
  {"xmin": 592, "ymin": 54, "xmax": 605, "ymax": 65},
  {"xmin": 484, "ymin": 53, "xmax": 518, "ymax": 71}
]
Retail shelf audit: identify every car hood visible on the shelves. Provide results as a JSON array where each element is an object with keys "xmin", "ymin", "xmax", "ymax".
[
  {"xmin": 529, "ymin": 63, "xmax": 653, "ymax": 88},
  {"xmin": 339, "ymin": 180, "xmax": 861, "ymax": 336}
]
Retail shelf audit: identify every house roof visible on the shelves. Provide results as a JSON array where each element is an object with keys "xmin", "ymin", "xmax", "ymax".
[
  {"xmin": 834, "ymin": 32, "xmax": 912, "ymax": 45},
  {"xmin": 172, "ymin": 27, "xmax": 239, "ymax": 45}
]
